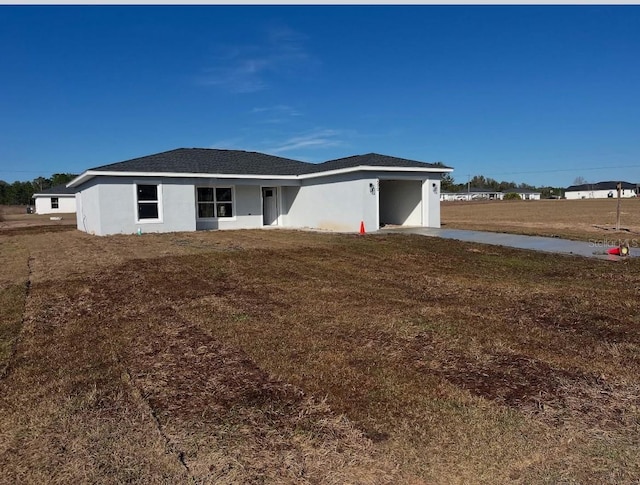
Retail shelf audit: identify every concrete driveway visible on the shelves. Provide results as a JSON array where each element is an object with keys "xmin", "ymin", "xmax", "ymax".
[{"xmin": 381, "ymin": 227, "xmax": 640, "ymax": 260}]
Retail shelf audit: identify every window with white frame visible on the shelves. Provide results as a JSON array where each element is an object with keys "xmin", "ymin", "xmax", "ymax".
[
  {"xmin": 136, "ymin": 184, "xmax": 160, "ymax": 220},
  {"xmin": 51, "ymin": 197, "xmax": 59, "ymax": 209},
  {"xmin": 197, "ymin": 187, "xmax": 233, "ymax": 218}
]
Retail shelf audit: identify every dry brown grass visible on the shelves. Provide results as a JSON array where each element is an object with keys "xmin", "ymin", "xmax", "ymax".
[
  {"xmin": 442, "ymin": 198, "xmax": 640, "ymax": 241},
  {"xmin": 0, "ymin": 205, "xmax": 75, "ymax": 231},
  {"xmin": 1, "ymin": 225, "xmax": 640, "ymax": 484},
  {"xmin": 0, "ymin": 237, "xmax": 30, "ymax": 376}
]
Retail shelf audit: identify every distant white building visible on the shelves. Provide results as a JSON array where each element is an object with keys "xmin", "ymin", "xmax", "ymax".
[
  {"xmin": 440, "ymin": 188, "xmax": 503, "ymax": 202},
  {"xmin": 565, "ymin": 181, "xmax": 638, "ymax": 200},
  {"xmin": 503, "ymin": 188, "xmax": 542, "ymax": 200},
  {"xmin": 33, "ymin": 184, "xmax": 77, "ymax": 214}
]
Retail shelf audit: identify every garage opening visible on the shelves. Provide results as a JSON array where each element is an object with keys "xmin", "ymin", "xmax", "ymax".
[{"xmin": 379, "ymin": 180, "xmax": 422, "ymax": 227}]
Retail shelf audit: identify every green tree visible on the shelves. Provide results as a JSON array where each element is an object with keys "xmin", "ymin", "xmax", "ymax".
[
  {"xmin": 441, "ymin": 173, "xmax": 456, "ymax": 192},
  {"xmin": 0, "ymin": 181, "xmax": 8, "ymax": 205},
  {"xmin": 33, "ymin": 176, "xmax": 49, "ymax": 192},
  {"xmin": 50, "ymin": 173, "xmax": 76, "ymax": 186},
  {"xmin": 469, "ymin": 175, "xmax": 487, "ymax": 188},
  {"xmin": 10, "ymin": 181, "xmax": 34, "ymax": 205}
]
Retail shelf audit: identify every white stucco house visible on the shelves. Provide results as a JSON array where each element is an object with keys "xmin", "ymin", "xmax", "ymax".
[
  {"xmin": 32, "ymin": 184, "xmax": 77, "ymax": 214},
  {"xmin": 67, "ymin": 148, "xmax": 453, "ymax": 236},
  {"xmin": 565, "ymin": 181, "xmax": 638, "ymax": 200},
  {"xmin": 502, "ymin": 188, "xmax": 542, "ymax": 200}
]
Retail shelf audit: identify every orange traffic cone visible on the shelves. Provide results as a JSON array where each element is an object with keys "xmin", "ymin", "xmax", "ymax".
[{"xmin": 359, "ymin": 221, "xmax": 365, "ymax": 235}]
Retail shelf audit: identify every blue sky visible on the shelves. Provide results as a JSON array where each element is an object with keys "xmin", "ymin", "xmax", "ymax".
[{"xmin": 1, "ymin": 5, "xmax": 639, "ymax": 187}]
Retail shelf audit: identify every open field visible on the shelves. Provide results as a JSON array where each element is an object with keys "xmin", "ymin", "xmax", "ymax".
[
  {"xmin": 442, "ymin": 198, "xmax": 640, "ymax": 241},
  {"xmin": 1, "ymin": 223, "xmax": 640, "ymax": 484},
  {"xmin": 0, "ymin": 205, "xmax": 75, "ymax": 231}
]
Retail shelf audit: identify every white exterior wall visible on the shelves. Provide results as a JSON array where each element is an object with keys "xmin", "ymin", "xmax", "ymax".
[
  {"xmin": 76, "ymin": 177, "xmax": 196, "ymax": 235},
  {"xmin": 34, "ymin": 195, "xmax": 76, "ymax": 214},
  {"xmin": 283, "ymin": 173, "xmax": 378, "ymax": 232},
  {"xmin": 283, "ymin": 172, "xmax": 443, "ymax": 232},
  {"xmin": 76, "ymin": 183, "xmax": 101, "ymax": 234},
  {"xmin": 75, "ymin": 170, "xmax": 446, "ymax": 235},
  {"xmin": 76, "ymin": 176, "xmax": 292, "ymax": 235},
  {"xmin": 423, "ymin": 178, "xmax": 441, "ymax": 227},
  {"xmin": 565, "ymin": 189, "xmax": 637, "ymax": 200}
]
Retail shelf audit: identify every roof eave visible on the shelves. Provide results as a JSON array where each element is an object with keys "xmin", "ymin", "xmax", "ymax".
[
  {"xmin": 299, "ymin": 165, "xmax": 453, "ymax": 180},
  {"xmin": 33, "ymin": 192, "xmax": 75, "ymax": 198},
  {"xmin": 67, "ymin": 171, "xmax": 96, "ymax": 188},
  {"xmin": 68, "ymin": 165, "xmax": 453, "ymax": 187},
  {"xmin": 68, "ymin": 170, "xmax": 302, "ymax": 187}
]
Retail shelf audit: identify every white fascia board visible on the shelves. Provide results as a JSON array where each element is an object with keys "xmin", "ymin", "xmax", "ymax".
[
  {"xmin": 67, "ymin": 165, "xmax": 454, "ymax": 187},
  {"xmin": 67, "ymin": 170, "xmax": 301, "ymax": 187},
  {"xmin": 67, "ymin": 172, "xmax": 95, "ymax": 188},
  {"xmin": 33, "ymin": 193, "xmax": 75, "ymax": 198},
  {"xmin": 298, "ymin": 165, "xmax": 453, "ymax": 180}
]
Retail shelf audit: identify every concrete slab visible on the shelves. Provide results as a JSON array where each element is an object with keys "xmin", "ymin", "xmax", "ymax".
[{"xmin": 381, "ymin": 227, "xmax": 640, "ymax": 261}]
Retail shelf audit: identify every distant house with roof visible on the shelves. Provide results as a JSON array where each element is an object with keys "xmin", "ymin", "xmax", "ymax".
[
  {"xmin": 503, "ymin": 188, "xmax": 542, "ymax": 200},
  {"xmin": 564, "ymin": 181, "xmax": 638, "ymax": 200},
  {"xmin": 32, "ymin": 184, "xmax": 77, "ymax": 214},
  {"xmin": 440, "ymin": 187, "xmax": 503, "ymax": 202},
  {"xmin": 67, "ymin": 148, "xmax": 453, "ymax": 236}
]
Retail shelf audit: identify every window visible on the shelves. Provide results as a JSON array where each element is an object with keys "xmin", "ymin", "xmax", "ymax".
[
  {"xmin": 136, "ymin": 184, "xmax": 160, "ymax": 220},
  {"xmin": 197, "ymin": 186, "xmax": 233, "ymax": 218},
  {"xmin": 51, "ymin": 197, "xmax": 59, "ymax": 209}
]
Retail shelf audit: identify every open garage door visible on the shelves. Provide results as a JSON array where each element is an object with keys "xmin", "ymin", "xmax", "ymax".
[{"xmin": 379, "ymin": 179, "xmax": 422, "ymax": 227}]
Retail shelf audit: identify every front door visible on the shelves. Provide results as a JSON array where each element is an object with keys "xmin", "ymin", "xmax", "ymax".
[{"xmin": 262, "ymin": 187, "xmax": 278, "ymax": 225}]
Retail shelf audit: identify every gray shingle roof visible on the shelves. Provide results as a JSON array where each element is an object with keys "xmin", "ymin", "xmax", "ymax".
[
  {"xmin": 33, "ymin": 184, "xmax": 76, "ymax": 196},
  {"xmin": 91, "ymin": 148, "xmax": 313, "ymax": 176},
  {"xmin": 89, "ymin": 148, "xmax": 448, "ymax": 177},
  {"xmin": 566, "ymin": 181, "xmax": 637, "ymax": 191},
  {"xmin": 503, "ymin": 188, "xmax": 541, "ymax": 194},
  {"xmin": 311, "ymin": 153, "xmax": 450, "ymax": 172}
]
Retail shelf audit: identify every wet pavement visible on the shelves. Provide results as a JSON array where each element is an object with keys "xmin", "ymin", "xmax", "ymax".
[{"xmin": 381, "ymin": 227, "xmax": 640, "ymax": 261}]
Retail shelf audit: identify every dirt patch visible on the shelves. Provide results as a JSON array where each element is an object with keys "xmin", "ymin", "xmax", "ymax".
[
  {"xmin": 511, "ymin": 295, "xmax": 640, "ymax": 344},
  {"xmin": 408, "ymin": 331, "xmax": 640, "ymax": 434},
  {"xmin": 0, "ymin": 225, "xmax": 76, "ymax": 237},
  {"xmin": 0, "ymin": 206, "xmax": 75, "ymax": 233}
]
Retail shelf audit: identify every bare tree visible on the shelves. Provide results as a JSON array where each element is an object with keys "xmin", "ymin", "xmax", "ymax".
[{"xmin": 573, "ymin": 176, "xmax": 587, "ymax": 185}]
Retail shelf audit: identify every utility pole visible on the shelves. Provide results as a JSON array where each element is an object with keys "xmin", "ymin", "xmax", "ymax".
[
  {"xmin": 467, "ymin": 174, "xmax": 471, "ymax": 201},
  {"xmin": 616, "ymin": 182, "xmax": 622, "ymax": 231}
]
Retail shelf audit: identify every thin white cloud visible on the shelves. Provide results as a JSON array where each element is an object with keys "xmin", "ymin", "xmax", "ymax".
[
  {"xmin": 268, "ymin": 129, "xmax": 344, "ymax": 154},
  {"xmin": 207, "ymin": 137, "xmax": 247, "ymax": 150},
  {"xmin": 251, "ymin": 104, "xmax": 302, "ymax": 123},
  {"xmin": 198, "ymin": 26, "xmax": 315, "ymax": 93}
]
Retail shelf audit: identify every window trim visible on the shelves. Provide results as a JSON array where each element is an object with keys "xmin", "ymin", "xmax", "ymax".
[
  {"xmin": 51, "ymin": 197, "xmax": 59, "ymax": 209},
  {"xmin": 195, "ymin": 185, "xmax": 236, "ymax": 220},
  {"xmin": 134, "ymin": 182, "xmax": 163, "ymax": 223}
]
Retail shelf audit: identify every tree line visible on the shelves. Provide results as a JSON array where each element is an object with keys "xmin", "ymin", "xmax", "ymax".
[{"xmin": 0, "ymin": 174, "xmax": 77, "ymax": 205}]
